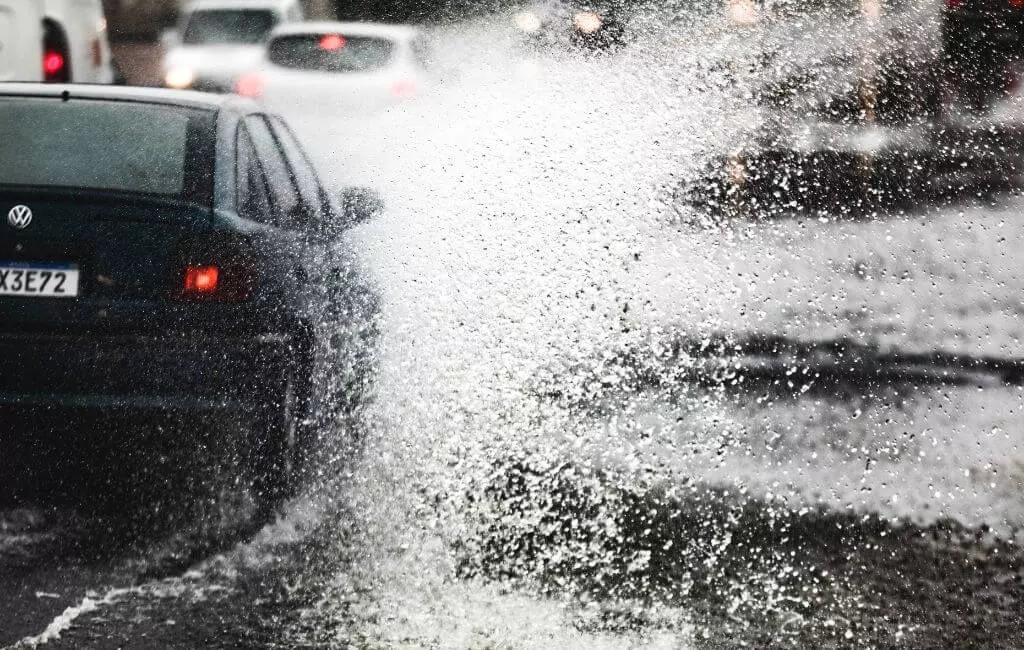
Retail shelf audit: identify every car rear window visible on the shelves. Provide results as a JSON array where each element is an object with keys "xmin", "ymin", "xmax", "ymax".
[
  {"xmin": 268, "ymin": 34, "xmax": 395, "ymax": 72},
  {"xmin": 183, "ymin": 9, "xmax": 277, "ymax": 45},
  {"xmin": 0, "ymin": 97, "xmax": 215, "ymax": 203}
]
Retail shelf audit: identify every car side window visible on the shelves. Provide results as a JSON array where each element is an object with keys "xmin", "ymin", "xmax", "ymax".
[
  {"xmin": 269, "ymin": 116, "xmax": 325, "ymax": 219},
  {"xmin": 236, "ymin": 124, "xmax": 274, "ymax": 223},
  {"xmin": 243, "ymin": 115, "xmax": 305, "ymax": 230}
]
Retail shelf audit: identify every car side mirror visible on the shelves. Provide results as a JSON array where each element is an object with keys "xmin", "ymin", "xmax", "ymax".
[
  {"xmin": 160, "ymin": 28, "xmax": 180, "ymax": 49},
  {"xmin": 339, "ymin": 187, "xmax": 383, "ymax": 226}
]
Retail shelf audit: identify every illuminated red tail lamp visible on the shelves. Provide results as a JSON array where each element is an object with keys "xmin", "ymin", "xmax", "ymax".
[
  {"xmin": 318, "ymin": 34, "xmax": 346, "ymax": 51},
  {"xmin": 946, "ymin": 0, "xmax": 964, "ymax": 7},
  {"xmin": 43, "ymin": 51, "xmax": 66, "ymax": 79},
  {"xmin": 235, "ymin": 72, "xmax": 264, "ymax": 98},
  {"xmin": 1011, "ymin": 0, "xmax": 1024, "ymax": 9},
  {"xmin": 184, "ymin": 265, "xmax": 220, "ymax": 295}
]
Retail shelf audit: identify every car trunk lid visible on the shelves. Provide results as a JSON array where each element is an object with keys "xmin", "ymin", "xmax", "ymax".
[{"xmin": 0, "ymin": 190, "xmax": 213, "ymax": 331}]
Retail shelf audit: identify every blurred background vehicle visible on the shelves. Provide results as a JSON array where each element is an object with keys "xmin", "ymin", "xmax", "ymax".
[
  {"xmin": 512, "ymin": 0, "xmax": 630, "ymax": 50},
  {"xmin": 0, "ymin": 0, "xmax": 117, "ymax": 83},
  {"xmin": 687, "ymin": 0, "xmax": 1024, "ymax": 214},
  {"xmin": 942, "ymin": 0, "xmax": 1024, "ymax": 110},
  {"xmin": 236, "ymin": 21, "xmax": 431, "ymax": 112},
  {"xmin": 161, "ymin": 0, "xmax": 304, "ymax": 92}
]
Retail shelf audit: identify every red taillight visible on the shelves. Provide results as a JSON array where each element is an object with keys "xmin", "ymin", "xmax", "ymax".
[
  {"xmin": 392, "ymin": 79, "xmax": 417, "ymax": 100},
  {"xmin": 43, "ymin": 51, "xmax": 65, "ymax": 78},
  {"xmin": 946, "ymin": 0, "xmax": 963, "ymax": 7},
  {"xmin": 184, "ymin": 265, "xmax": 219, "ymax": 295},
  {"xmin": 175, "ymin": 262, "xmax": 249, "ymax": 301},
  {"xmin": 42, "ymin": 20, "xmax": 71, "ymax": 83},
  {"xmin": 172, "ymin": 235, "xmax": 254, "ymax": 302},
  {"xmin": 319, "ymin": 34, "xmax": 346, "ymax": 51},
  {"xmin": 1011, "ymin": 0, "xmax": 1024, "ymax": 8},
  {"xmin": 235, "ymin": 72, "xmax": 264, "ymax": 98}
]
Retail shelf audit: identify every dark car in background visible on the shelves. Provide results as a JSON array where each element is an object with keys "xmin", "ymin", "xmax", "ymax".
[
  {"xmin": 0, "ymin": 84, "xmax": 378, "ymax": 512},
  {"xmin": 513, "ymin": 0, "xmax": 630, "ymax": 49},
  {"xmin": 943, "ymin": 0, "xmax": 1024, "ymax": 109},
  {"xmin": 686, "ymin": 0, "xmax": 1024, "ymax": 215}
]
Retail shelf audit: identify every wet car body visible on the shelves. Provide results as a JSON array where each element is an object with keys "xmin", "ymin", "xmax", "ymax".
[
  {"xmin": 0, "ymin": 83, "xmax": 374, "ymax": 507},
  {"xmin": 513, "ymin": 0, "xmax": 630, "ymax": 50},
  {"xmin": 240, "ymin": 22, "xmax": 430, "ymax": 114}
]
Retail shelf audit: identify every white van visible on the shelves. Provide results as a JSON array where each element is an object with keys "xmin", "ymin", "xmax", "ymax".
[
  {"xmin": 0, "ymin": 0, "xmax": 115, "ymax": 83},
  {"xmin": 161, "ymin": 0, "xmax": 304, "ymax": 92}
]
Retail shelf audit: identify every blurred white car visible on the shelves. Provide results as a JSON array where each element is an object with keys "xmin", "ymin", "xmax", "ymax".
[
  {"xmin": 161, "ymin": 0, "xmax": 303, "ymax": 92},
  {"xmin": 235, "ymin": 22, "xmax": 432, "ymax": 113},
  {"xmin": 0, "ymin": 0, "xmax": 115, "ymax": 83}
]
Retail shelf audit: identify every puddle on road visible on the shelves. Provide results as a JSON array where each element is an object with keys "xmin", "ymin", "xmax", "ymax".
[{"xmin": 452, "ymin": 335, "xmax": 1024, "ymax": 644}]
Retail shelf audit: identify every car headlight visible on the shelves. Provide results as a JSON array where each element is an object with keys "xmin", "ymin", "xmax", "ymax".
[
  {"xmin": 515, "ymin": 10, "xmax": 543, "ymax": 33},
  {"xmin": 573, "ymin": 11, "xmax": 603, "ymax": 34},
  {"xmin": 165, "ymin": 66, "xmax": 195, "ymax": 89},
  {"xmin": 726, "ymin": 0, "xmax": 758, "ymax": 26}
]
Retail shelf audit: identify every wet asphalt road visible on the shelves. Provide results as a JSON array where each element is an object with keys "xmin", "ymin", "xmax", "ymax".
[{"xmin": 4, "ymin": 9, "xmax": 1024, "ymax": 648}]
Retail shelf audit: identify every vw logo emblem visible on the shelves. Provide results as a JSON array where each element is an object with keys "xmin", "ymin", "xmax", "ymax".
[{"xmin": 7, "ymin": 205, "xmax": 32, "ymax": 230}]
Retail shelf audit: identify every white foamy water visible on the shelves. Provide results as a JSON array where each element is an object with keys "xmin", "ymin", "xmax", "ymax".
[
  {"xmin": 281, "ymin": 10, "xmax": 1022, "ymax": 645},
  {"xmin": 283, "ymin": 16, "xmax": 744, "ymax": 645}
]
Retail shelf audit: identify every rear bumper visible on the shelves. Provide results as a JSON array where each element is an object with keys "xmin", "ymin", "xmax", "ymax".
[{"xmin": 0, "ymin": 331, "xmax": 294, "ymax": 412}]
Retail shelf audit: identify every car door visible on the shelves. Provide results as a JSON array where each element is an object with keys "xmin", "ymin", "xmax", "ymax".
[
  {"xmin": 263, "ymin": 113, "xmax": 378, "ymax": 401},
  {"xmin": 235, "ymin": 112, "xmax": 326, "ymax": 330},
  {"xmin": 266, "ymin": 115, "xmax": 364, "ymax": 326}
]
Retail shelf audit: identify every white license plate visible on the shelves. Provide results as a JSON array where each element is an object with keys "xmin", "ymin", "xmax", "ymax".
[{"xmin": 0, "ymin": 262, "xmax": 80, "ymax": 298}]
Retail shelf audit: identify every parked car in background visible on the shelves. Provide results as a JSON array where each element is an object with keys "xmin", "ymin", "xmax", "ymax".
[
  {"xmin": 0, "ymin": 82, "xmax": 380, "ymax": 512},
  {"xmin": 0, "ymin": 0, "xmax": 116, "ymax": 83},
  {"xmin": 235, "ymin": 22, "xmax": 431, "ymax": 112},
  {"xmin": 161, "ymin": 0, "xmax": 304, "ymax": 92}
]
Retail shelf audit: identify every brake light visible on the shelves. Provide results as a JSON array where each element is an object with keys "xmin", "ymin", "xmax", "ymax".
[
  {"xmin": 1012, "ymin": 0, "xmax": 1024, "ymax": 8},
  {"xmin": 947, "ymin": 0, "xmax": 964, "ymax": 7},
  {"xmin": 235, "ymin": 72, "xmax": 264, "ymax": 98},
  {"xmin": 42, "ymin": 20, "xmax": 71, "ymax": 83},
  {"xmin": 172, "ymin": 235, "xmax": 254, "ymax": 302},
  {"xmin": 43, "ymin": 51, "xmax": 65, "ymax": 78},
  {"xmin": 175, "ymin": 262, "xmax": 249, "ymax": 301},
  {"xmin": 319, "ymin": 34, "xmax": 346, "ymax": 51},
  {"xmin": 184, "ymin": 265, "xmax": 219, "ymax": 294}
]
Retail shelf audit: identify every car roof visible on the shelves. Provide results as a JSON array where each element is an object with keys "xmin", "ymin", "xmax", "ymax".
[
  {"xmin": 184, "ymin": 0, "xmax": 295, "ymax": 12},
  {"xmin": 0, "ymin": 83, "xmax": 258, "ymax": 113},
  {"xmin": 271, "ymin": 21, "xmax": 421, "ymax": 41}
]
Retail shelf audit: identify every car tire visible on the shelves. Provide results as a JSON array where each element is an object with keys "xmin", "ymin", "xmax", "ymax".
[{"xmin": 250, "ymin": 360, "xmax": 308, "ymax": 516}]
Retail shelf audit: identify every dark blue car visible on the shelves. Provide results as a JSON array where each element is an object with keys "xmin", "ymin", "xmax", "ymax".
[{"xmin": 0, "ymin": 83, "xmax": 379, "ymax": 510}]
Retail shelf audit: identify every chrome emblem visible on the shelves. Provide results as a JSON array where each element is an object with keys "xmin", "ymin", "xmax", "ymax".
[{"xmin": 7, "ymin": 205, "xmax": 32, "ymax": 230}]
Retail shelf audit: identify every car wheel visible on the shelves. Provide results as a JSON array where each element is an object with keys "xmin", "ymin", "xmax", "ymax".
[{"xmin": 250, "ymin": 363, "xmax": 306, "ymax": 516}]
